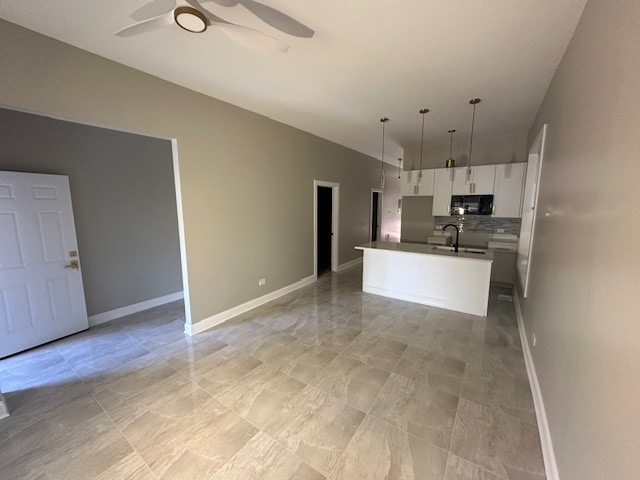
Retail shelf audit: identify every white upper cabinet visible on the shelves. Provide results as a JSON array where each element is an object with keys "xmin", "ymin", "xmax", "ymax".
[
  {"xmin": 493, "ymin": 162, "xmax": 526, "ymax": 217},
  {"xmin": 401, "ymin": 169, "xmax": 434, "ymax": 196},
  {"xmin": 471, "ymin": 165, "xmax": 496, "ymax": 194},
  {"xmin": 452, "ymin": 165, "xmax": 496, "ymax": 195},
  {"xmin": 432, "ymin": 168, "xmax": 453, "ymax": 216}
]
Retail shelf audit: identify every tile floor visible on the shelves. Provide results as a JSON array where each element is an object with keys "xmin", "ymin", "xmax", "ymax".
[{"xmin": 0, "ymin": 267, "xmax": 546, "ymax": 479}]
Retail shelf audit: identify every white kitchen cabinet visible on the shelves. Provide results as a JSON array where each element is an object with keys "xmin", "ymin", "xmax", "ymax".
[
  {"xmin": 451, "ymin": 167, "xmax": 468, "ymax": 195},
  {"xmin": 493, "ymin": 162, "xmax": 526, "ymax": 217},
  {"xmin": 432, "ymin": 168, "xmax": 453, "ymax": 216},
  {"xmin": 452, "ymin": 165, "xmax": 496, "ymax": 195},
  {"xmin": 401, "ymin": 169, "xmax": 434, "ymax": 196}
]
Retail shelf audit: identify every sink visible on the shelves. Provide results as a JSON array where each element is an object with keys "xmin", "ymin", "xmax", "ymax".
[{"xmin": 432, "ymin": 246, "xmax": 487, "ymax": 255}]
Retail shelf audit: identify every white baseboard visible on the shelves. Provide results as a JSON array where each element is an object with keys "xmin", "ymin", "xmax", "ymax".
[
  {"xmin": 513, "ymin": 288, "xmax": 559, "ymax": 480},
  {"xmin": 0, "ymin": 390, "xmax": 10, "ymax": 419},
  {"xmin": 186, "ymin": 275, "xmax": 316, "ymax": 336},
  {"xmin": 88, "ymin": 291, "xmax": 184, "ymax": 327},
  {"xmin": 337, "ymin": 257, "xmax": 362, "ymax": 272}
]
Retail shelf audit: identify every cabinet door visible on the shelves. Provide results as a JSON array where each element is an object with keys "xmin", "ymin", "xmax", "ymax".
[
  {"xmin": 418, "ymin": 169, "xmax": 434, "ymax": 196},
  {"xmin": 432, "ymin": 168, "xmax": 453, "ymax": 216},
  {"xmin": 400, "ymin": 170, "xmax": 416, "ymax": 196},
  {"xmin": 451, "ymin": 167, "xmax": 469, "ymax": 195},
  {"xmin": 490, "ymin": 250, "xmax": 516, "ymax": 284},
  {"xmin": 493, "ymin": 163, "xmax": 526, "ymax": 217},
  {"xmin": 401, "ymin": 170, "xmax": 434, "ymax": 196},
  {"xmin": 472, "ymin": 164, "xmax": 496, "ymax": 194},
  {"xmin": 451, "ymin": 165, "xmax": 495, "ymax": 194}
]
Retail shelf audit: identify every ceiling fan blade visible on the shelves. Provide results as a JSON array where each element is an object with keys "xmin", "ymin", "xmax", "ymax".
[
  {"xmin": 186, "ymin": 0, "xmax": 290, "ymax": 53},
  {"xmin": 218, "ymin": 23, "xmax": 289, "ymax": 53},
  {"xmin": 130, "ymin": 0, "xmax": 177, "ymax": 21},
  {"xmin": 116, "ymin": 12, "xmax": 175, "ymax": 37},
  {"xmin": 242, "ymin": 0, "xmax": 314, "ymax": 38},
  {"xmin": 200, "ymin": 0, "xmax": 239, "ymax": 6}
]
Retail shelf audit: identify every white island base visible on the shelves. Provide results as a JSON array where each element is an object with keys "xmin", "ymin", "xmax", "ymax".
[{"xmin": 355, "ymin": 242, "xmax": 493, "ymax": 316}]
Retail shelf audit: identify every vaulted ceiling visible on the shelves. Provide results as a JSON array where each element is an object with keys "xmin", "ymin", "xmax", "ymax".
[{"xmin": 0, "ymin": 0, "xmax": 587, "ymax": 161}]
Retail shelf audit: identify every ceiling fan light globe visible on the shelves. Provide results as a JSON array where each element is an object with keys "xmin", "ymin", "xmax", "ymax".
[{"xmin": 174, "ymin": 6, "xmax": 207, "ymax": 33}]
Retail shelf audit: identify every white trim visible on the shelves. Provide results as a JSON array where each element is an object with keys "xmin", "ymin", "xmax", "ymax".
[
  {"xmin": 0, "ymin": 389, "xmax": 9, "ymax": 419},
  {"xmin": 337, "ymin": 257, "xmax": 362, "ymax": 272},
  {"xmin": 513, "ymin": 287, "xmax": 559, "ymax": 480},
  {"xmin": 186, "ymin": 275, "xmax": 316, "ymax": 336},
  {"xmin": 88, "ymin": 291, "xmax": 184, "ymax": 327},
  {"xmin": 313, "ymin": 180, "xmax": 340, "ymax": 278},
  {"xmin": 171, "ymin": 139, "xmax": 192, "ymax": 328},
  {"xmin": 518, "ymin": 124, "xmax": 547, "ymax": 298}
]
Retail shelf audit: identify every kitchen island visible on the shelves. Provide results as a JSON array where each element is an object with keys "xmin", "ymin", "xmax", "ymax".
[{"xmin": 354, "ymin": 241, "xmax": 493, "ymax": 316}]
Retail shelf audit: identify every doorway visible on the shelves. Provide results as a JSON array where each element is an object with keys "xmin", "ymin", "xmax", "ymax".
[
  {"xmin": 370, "ymin": 188, "xmax": 383, "ymax": 242},
  {"xmin": 313, "ymin": 180, "xmax": 339, "ymax": 278},
  {"xmin": 0, "ymin": 106, "xmax": 189, "ymax": 343},
  {"xmin": 317, "ymin": 186, "xmax": 332, "ymax": 275}
]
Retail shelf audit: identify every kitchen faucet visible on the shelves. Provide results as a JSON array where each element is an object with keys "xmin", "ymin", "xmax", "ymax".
[{"xmin": 442, "ymin": 224, "xmax": 460, "ymax": 252}]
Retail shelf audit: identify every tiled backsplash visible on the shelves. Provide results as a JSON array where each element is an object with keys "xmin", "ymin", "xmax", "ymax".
[{"xmin": 434, "ymin": 216, "xmax": 521, "ymax": 234}]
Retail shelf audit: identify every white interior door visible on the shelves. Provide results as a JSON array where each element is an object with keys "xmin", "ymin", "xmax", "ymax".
[{"xmin": 0, "ymin": 171, "xmax": 88, "ymax": 358}]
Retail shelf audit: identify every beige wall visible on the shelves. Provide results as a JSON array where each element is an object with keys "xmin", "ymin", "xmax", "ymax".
[
  {"xmin": 521, "ymin": 1, "xmax": 639, "ymax": 478},
  {"xmin": 404, "ymin": 132, "xmax": 528, "ymax": 171},
  {"xmin": 380, "ymin": 161, "xmax": 402, "ymax": 242},
  {"xmin": 400, "ymin": 196, "xmax": 434, "ymax": 244},
  {"xmin": 0, "ymin": 107, "xmax": 182, "ymax": 316},
  {"xmin": 0, "ymin": 20, "xmax": 386, "ymax": 327}
]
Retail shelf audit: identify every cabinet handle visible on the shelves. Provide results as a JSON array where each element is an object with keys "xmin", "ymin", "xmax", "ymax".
[{"xmin": 492, "ymin": 204, "xmax": 496, "ymax": 215}]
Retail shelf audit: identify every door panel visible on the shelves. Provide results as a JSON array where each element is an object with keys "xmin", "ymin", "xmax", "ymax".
[
  {"xmin": 0, "ymin": 213, "xmax": 25, "ymax": 269},
  {"xmin": 0, "ymin": 171, "xmax": 88, "ymax": 358}
]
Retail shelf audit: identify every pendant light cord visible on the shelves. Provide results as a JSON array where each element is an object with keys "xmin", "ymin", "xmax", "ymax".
[
  {"xmin": 379, "ymin": 117, "xmax": 389, "ymax": 188},
  {"xmin": 419, "ymin": 114, "xmax": 425, "ymax": 173},
  {"xmin": 468, "ymin": 99, "xmax": 481, "ymax": 172},
  {"xmin": 449, "ymin": 130, "xmax": 454, "ymax": 158},
  {"xmin": 418, "ymin": 109, "xmax": 429, "ymax": 182},
  {"xmin": 381, "ymin": 120, "xmax": 386, "ymax": 175}
]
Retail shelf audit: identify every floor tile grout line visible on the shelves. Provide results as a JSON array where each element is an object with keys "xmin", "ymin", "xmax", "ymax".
[{"xmin": 88, "ymin": 388, "xmax": 161, "ymax": 480}]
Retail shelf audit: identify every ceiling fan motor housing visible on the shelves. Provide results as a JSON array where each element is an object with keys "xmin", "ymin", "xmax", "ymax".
[{"xmin": 174, "ymin": 6, "xmax": 208, "ymax": 33}]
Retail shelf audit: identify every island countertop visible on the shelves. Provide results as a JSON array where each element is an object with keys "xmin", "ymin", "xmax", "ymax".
[{"xmin": 355, "ymin": 241, "xmax": 493, "ymax": 262}]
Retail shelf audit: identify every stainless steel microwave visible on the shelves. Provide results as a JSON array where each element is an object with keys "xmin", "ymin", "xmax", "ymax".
[{"xmin": 450, "ymin": 195, "xmax": 494, "ymax": 215}]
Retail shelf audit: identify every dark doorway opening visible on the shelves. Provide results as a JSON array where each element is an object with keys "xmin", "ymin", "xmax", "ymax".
[
  {"xmin": 371, "ymin": 191, "xmax": 381, "ymax": 241},
  {"xmin": 317, "ymin": 186, "xmax": 332, "ymax": 275}
]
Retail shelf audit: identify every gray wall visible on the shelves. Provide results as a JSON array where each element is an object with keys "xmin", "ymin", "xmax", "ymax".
[
  {"xmin": 0, "ymin": 19, "xmax": 388, "ymax": 326},
  {"xmin": 0, "ymin": 108, "xmax": 182, "ymax": 316},
  {"xmin": 521, "ymin": 1, "xmax": 639, "ymax": 478}
]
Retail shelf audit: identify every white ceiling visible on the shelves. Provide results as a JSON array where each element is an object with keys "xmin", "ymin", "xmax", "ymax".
[{"xmin": 0, "ymin": 0, "xmax": 587, "ymax": 162}]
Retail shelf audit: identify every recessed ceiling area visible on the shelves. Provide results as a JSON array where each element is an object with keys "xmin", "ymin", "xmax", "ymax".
[{"xmin": 0, "ymin": 0, "xmax": 587, "ymax": 162}]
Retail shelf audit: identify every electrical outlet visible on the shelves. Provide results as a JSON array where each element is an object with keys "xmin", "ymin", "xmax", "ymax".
[
  {"xmin": 435, "ymin": 225, "xmax": 443, "ymax": 230},
  {"xmin": 258, "ymin": 278, "xmax": 266, "ymax": 286},
  {"xmin": 532, "ymin": 333, "xmax": 537, "ymax": 347},
  {"xmin": 497, "ymin": 228, "xmax": 505, "ymax": 233}
]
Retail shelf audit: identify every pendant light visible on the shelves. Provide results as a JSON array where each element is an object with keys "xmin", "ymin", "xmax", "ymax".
[
  {"xmin": 379, "ymin": 117, "xmax": 389, "ymax": 189},
  {"xmin": 445, "ymin": 129, "xmax": 456, "ymax": 168},
  {"xmin": 466, "ymin": 98, "xmax": 481, "ymax": 186},
  {"xmin": 415, "ymin": 108, "xmax": 429, "ymax": 194}
]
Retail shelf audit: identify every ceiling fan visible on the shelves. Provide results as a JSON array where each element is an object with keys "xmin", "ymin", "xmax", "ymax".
[
  {"xmin": 201, "ymin": 0, "xmax": 314, "ymax": 38},
  {"xmin": 116, "ymin": 0, "xmax": 291, "ymax": 53}
]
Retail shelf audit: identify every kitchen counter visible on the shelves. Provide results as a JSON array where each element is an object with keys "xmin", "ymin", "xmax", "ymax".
[
  {"xmin": 355, "ymin": 241, "xmax": 493, "ymax": 316},
  {"xmin": 356, "ymin": 241, "xmax": 494, "ymax": 261}
]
